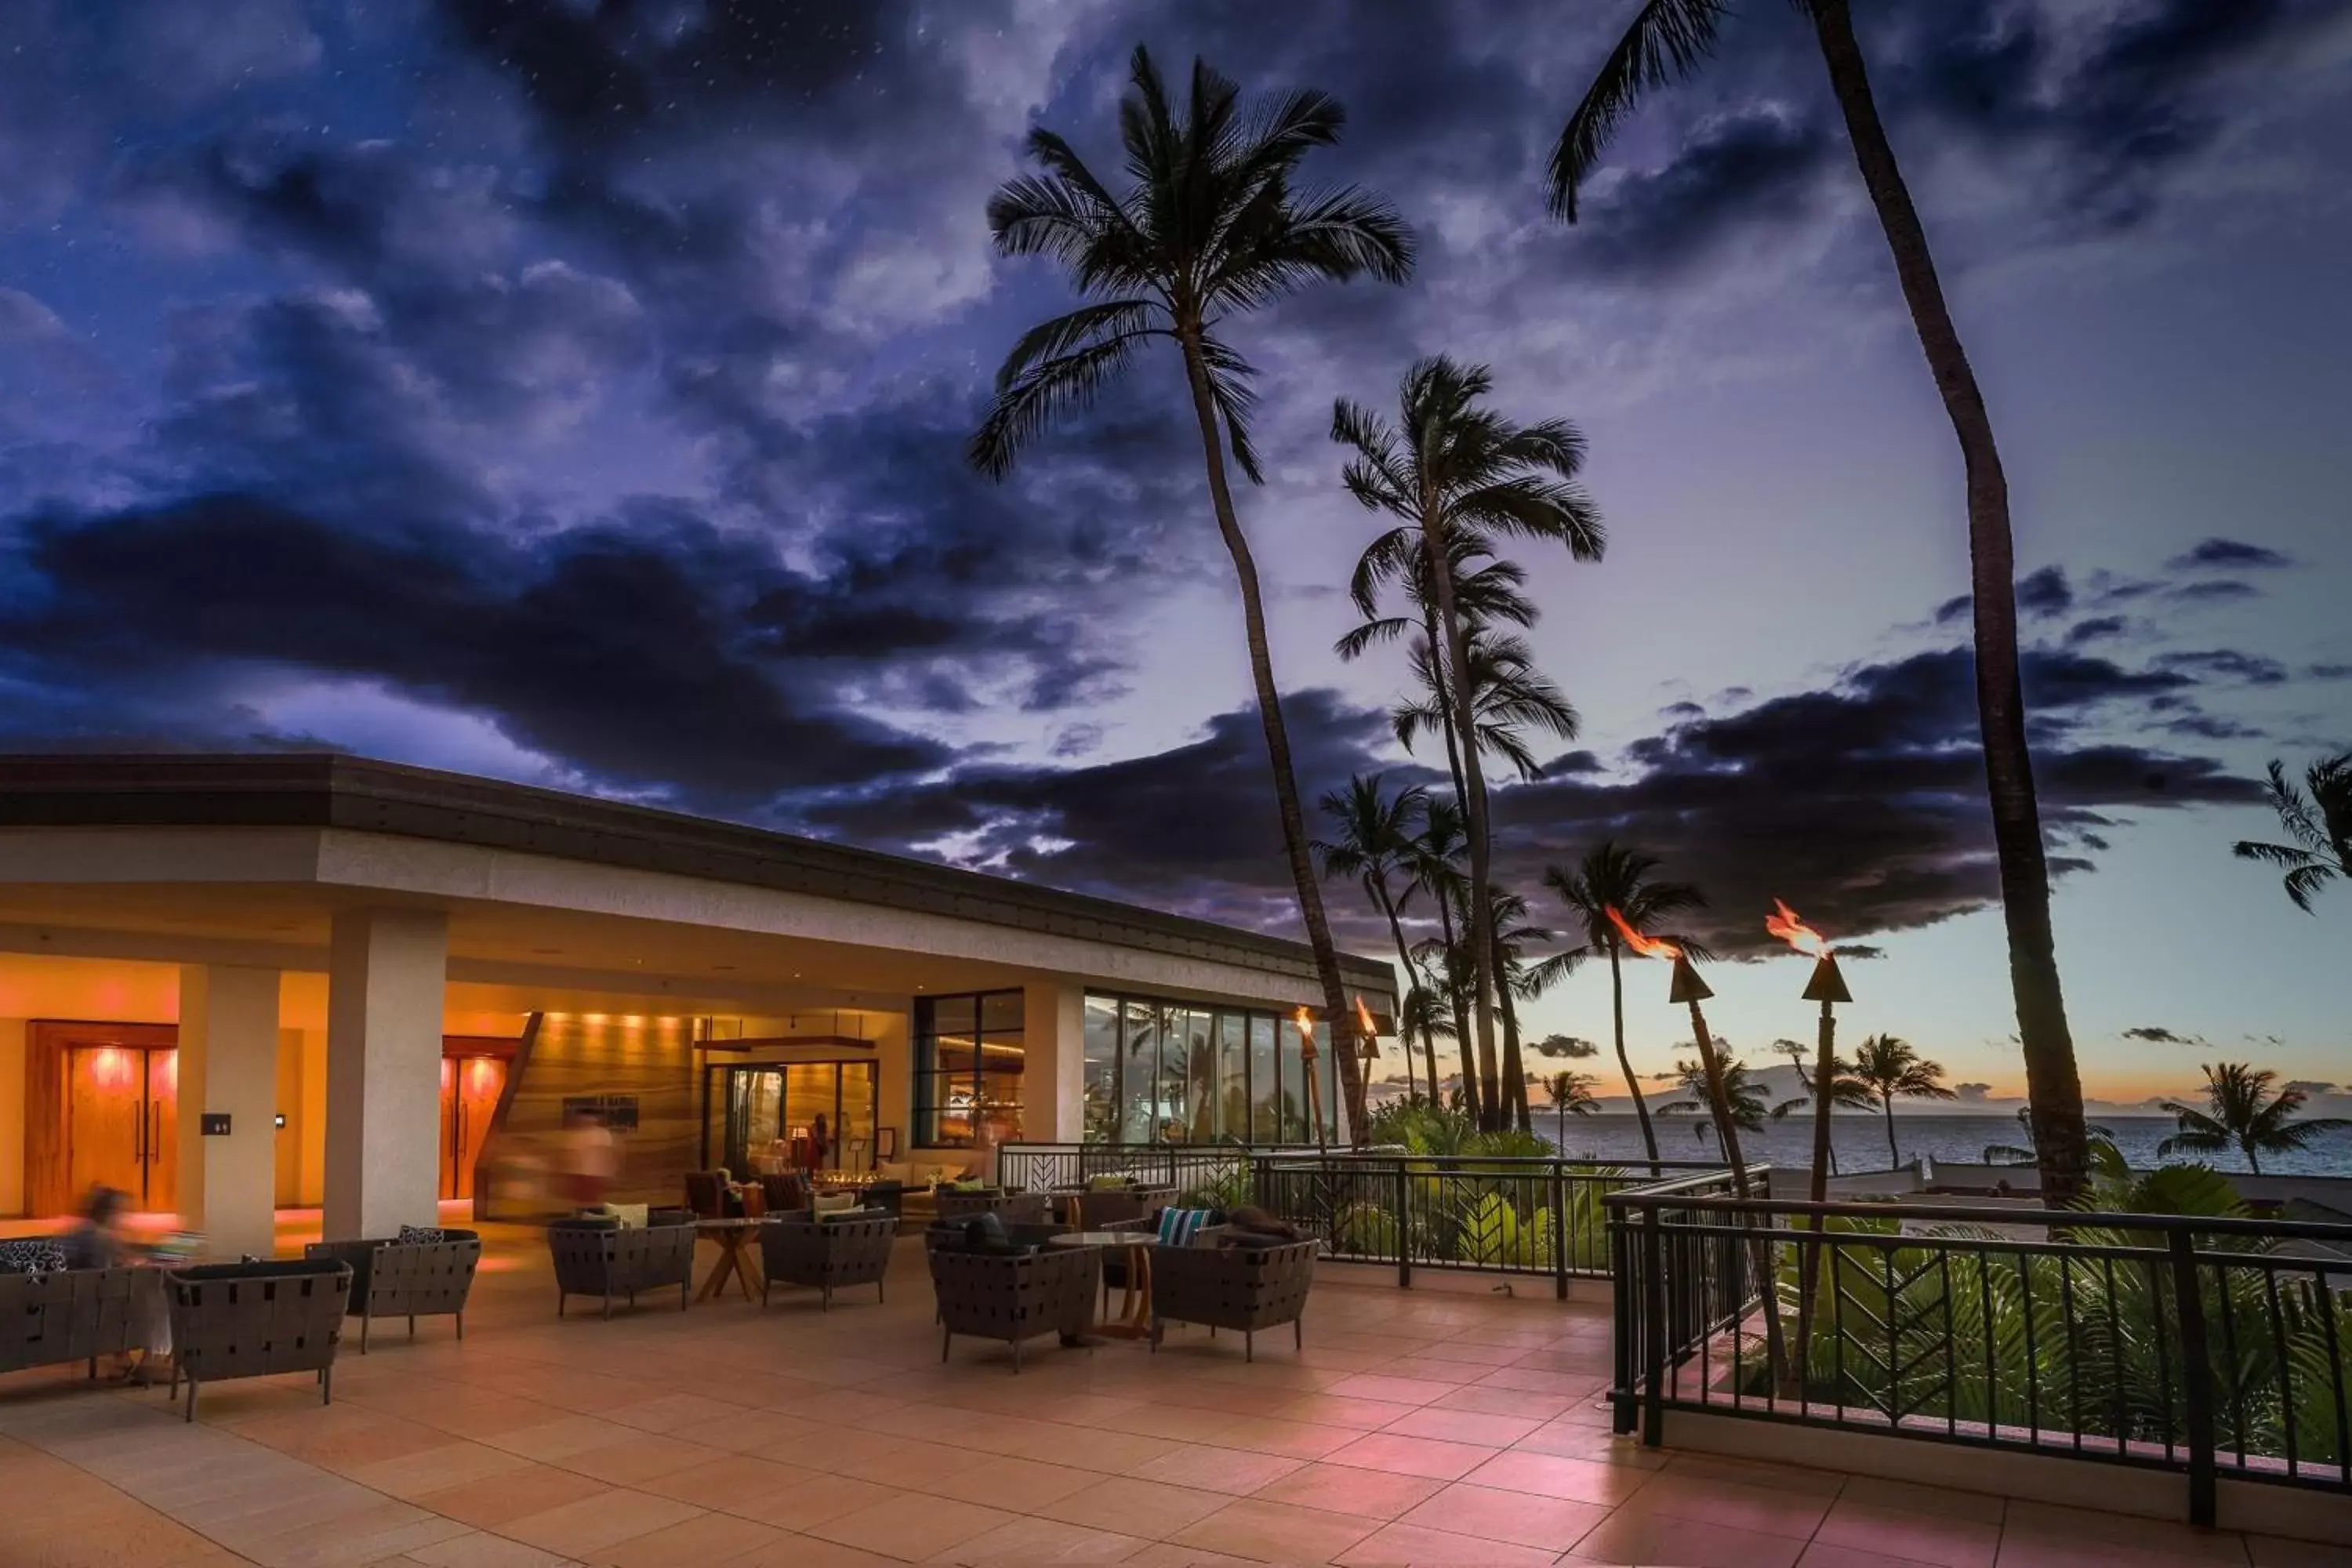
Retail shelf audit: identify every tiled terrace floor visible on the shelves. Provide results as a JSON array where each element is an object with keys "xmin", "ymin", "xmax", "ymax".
[{"xmin": 0, "ymin": 1224, "xmax": 2337, "ymax": 1567}]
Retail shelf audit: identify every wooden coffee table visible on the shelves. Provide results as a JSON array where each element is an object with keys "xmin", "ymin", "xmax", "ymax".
[
  {"xmin": 1047, "ymin": 1230, "xmax": 1153, "ymax": 1340},
  {"xmin": 694, "ymin": 1218, "xmax": 766, "ymax": 1303}
]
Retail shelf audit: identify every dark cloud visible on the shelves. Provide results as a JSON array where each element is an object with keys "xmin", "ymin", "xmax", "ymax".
[
  {"xmin": 2067, "ymin": 615, "xmax": 2129, "ymax": 646},
  {"xmin": 2169, "ymin": 579, "xmax": 2263, "ymax": 604},
  {"xmin": 1565, "ymin": 109, "xmax": 1834, "ymax": 277},
  {"xmin": 2169, "ymin": 537, "xmax": 2296, "ymax": 571},
  {"xmin": 2016, "ymin": 565, "xmax": 2074, "ymax": 618},
  {"xmin": 1955, "ymin": 1082, "xmax": 1996, "ymax": 1103},
  {"xmin": 2155, "ymin": 650, "xmax": 2289, "ymax": 686},
  {"xmin": 1532, "ymin": 1036, "xmax": 1599, "ymax": 1060},
  {"xmin": 1934, "ymin": 594, "xmax": 1973, "ymax": 626}
]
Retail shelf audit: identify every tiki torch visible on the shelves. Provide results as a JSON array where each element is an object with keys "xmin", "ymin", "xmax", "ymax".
[
  {"xmin": 1767, "ymin": 899, "xmax": 1850, "ymax": 1208},
  {"xmin": 1606, "ymin": 904, "xmax": 1792, "ymax": 1388},
  {"xmin": 1294, "ymin": 1005, "xmax": 1328, "ymax": 1156}
]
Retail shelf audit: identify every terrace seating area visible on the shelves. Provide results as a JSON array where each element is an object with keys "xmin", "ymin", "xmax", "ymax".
[{"xmin": 0, "ymin": 1219, "xmax": 2331, "ymax": 1566}]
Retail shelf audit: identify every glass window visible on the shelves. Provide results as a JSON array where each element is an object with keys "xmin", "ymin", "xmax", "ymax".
[
  {"xmin": 1083, "ymin": 995, "xmax": 1122, "ymax": 1143},
  {"xmin": 914, "ymin": 990, "xmax": 1024, "ymax": 1145},
  {"xmin": 1215, "ymin": 1012, "xmax": 1247, "ymax": 1142},
  {"xmin": 1122, "ymin": 1000, "xmax": 1158, "ymax": 1143},
  {"xmin": 1250, "ymin": 1013, "xmax": 1281, "ymax": 1142}
]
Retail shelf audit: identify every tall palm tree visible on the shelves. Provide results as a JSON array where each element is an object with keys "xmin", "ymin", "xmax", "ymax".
[
  {"xmin": 1396, "ymin": 984, "xmax": 1453, "ymax": 1105},
  {"xmin": 1984, "ymin": 1105, "xmax": 2117, "ymax": 1167},
  {"xmin": 1394, "ymin": 630, "xmax": 1581, "ymax": 788},
  {"xmin": 1314, "ymin": 774, "xmax": 1435, "ymax": 1103},
  {"xmin": 1769, "ymin": 1040, "xmax": 1872, "ymax": 1176},
  {"xmin": 1849, "ymin": 1034, "xmax": 1956, "ymax": 1167},
  {"xmin": 972, "ymin": 47, "xmax": 1413, "ymax": 1141},
  {"xmin": 1407, "ymin": 799, "xmax": 1483, "ymax": 1123},
  {"xmin": 2233, "ymin": 752, "xmax": 2352, "ymax": 913},
  {"xmin": 1542, "ymin": 1069, "xmax": 1599, "ymax": 1151},
  {"xmin": 1334, "ymin": 357, "xmax": 1604, "ymax": 1133},
  {"xmin": 1534, "ymin": 843, "xmax": 1708, "ymax": 1165},
  {"xmin": 1487, "ymin": 886, "xmax": 1556, "ymax": 1132},
  {"xmin": 2161, "ymin": 1063, "xmax": 2350, "ymax": 1177},
  {"xmin": 1551, "ymin": 0, "xmax": 2089, "ymax": 1200}
]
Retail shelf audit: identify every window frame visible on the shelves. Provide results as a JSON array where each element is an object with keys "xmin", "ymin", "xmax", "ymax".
[{"xmin": 913, "ymin": 988, "xmax": 1025, "ymax": 1148}]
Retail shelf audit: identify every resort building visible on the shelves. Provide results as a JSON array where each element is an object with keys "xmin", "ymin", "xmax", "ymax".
[{"xmin": 0, "ymin": 753, "xmax": 1395, "ymax": 1250}]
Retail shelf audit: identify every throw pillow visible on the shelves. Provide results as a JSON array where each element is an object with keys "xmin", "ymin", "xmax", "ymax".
[
  {"xmin": 395, "ymin": 1224, "xmax": 445, "ymax": 1246},
  {"xmin": 600, "ymin": 1203, "xmax": 650, "ymax": 1229},
  {"xmin": 0, "ymin": 1237, "xmax": 67, "ymax": 1275},
  {"xmin": 1085, "ymin": 1172, "xmax": 1131, "ymax": 1192},
  {"xmin": 946, "ymin": 1178, "xmax": 989, "ymax": 1193},
  {"xmin": 812, "ymin": 1192, "xmax": 858, "ymax": 1214},
  {"xmin": 1155, "ymin": 1208, "xmax": 1215, "ymax": 1247}
]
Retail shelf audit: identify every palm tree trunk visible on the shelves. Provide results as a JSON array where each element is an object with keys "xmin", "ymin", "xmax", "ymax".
[
  {"xmin": 1610, "ymin": 945, "xmax": 1661, "ymax": 1166},
  {"xmin": 1420, "ymin": 604, "xmax": 1500, "ymax": 1123},
  {"xmin": 1432, "ymin": 898, "xmax": 1479, "ymax": 1121},
  {"xmin": 1373, "ymin": 884, "xmax": 1425, "ymax": 1103},
  {"xmin": 2247, "ymin": 1145, "xmax": 2263, "ymax": 1178},
  {"xmin": 1175, "ymin": 326, "xmax": 1367, "ymax": 1143},
  {"xmin": 1424, "ymin": 524, "xmax": 1502, "ymax": 1131},
  {"xmin": 1809, "ymin": 0, "xmax": 2085, "ymax": 1203},
  {"xmin": 1883, "ymin": 1098, "xmax": 1900, "ymax": 1169},
  {"xmin": 1495, "ymin": 958, "xmax": 1531, "ymax": 1133}
]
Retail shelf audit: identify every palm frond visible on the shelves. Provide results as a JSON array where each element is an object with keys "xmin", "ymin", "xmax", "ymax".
[{"xmin": 1548, "ymin": 0, "xmax": 1737, "ymax": 222}]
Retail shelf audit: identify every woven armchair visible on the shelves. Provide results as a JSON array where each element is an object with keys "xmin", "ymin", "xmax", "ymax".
[
  {"xmin": 167, "ymin": 1259, "xmax": 350, "ymax": 1421},
  {"xmin": 303, "ymin": 1230, "xmax": 481, "ymax": 1352},
  {"xmin": 760, "ymin": 1213, "xmax": 895, "ymax": 1311},
  {"xmin": 935, "ymin": 1189, "xmax": 1050, "ymax": 1225},
  {"xmin": 547, "ymin": 1216, "xmax": 696, "ymax": 1319},
  {"xmin": 927, "ymin": 1242, "xmax": 1098, "ymax": 1373},
  {"xmin": 0, "ymin": 1266, "xmax": 161, "ymax": 1378},
  {"xmin": 757, "ymin": 1172, "xmax": 809, "ymax": 1213},
  {"xmin": 1149, "ymin": 1240, "xmax": 1317, "ymax": 1362},
  {"xmin": 684, "ymin": 1171, "xmax": 741, "ymax": 1220}
]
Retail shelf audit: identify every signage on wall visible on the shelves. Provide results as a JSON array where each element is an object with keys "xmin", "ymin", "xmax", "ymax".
[
  {"xmin": 562, "ymin": 1094, "xmax": 640, "ymax": 1130},
  {"xmin": 200, "ymin": 1112, "xmax": 233, "ymax": 1136}
]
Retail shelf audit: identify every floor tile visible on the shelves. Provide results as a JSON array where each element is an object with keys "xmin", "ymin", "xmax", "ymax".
[
  {"xmin": 1125, "ymin": 1444, "xmax": 1305, "ymax": 1496},
  {"xmin": 1399, "ymin": 1481, "xmax": 1613, "ymax": 1551},
  {"xmin": 498, "ymin": 1490, "xmax": 706, "ymax": 1556},
  {"xmin": 1323, "ymin": 1429, "xmax": 1497, "ymax": 1481},
  {"xmin": 1336, "ymin": 1520, "xmax": 1564, "ymax": 1565},
  {"xmin": 1169, "ymin": 1497, "xmax": 1381, "ymax": 1562},
  {"xmin": 1569, "ymin": 1508, "xmax": 1809, "ymax": 1568},
  {"xmin": 1461, "ymin": 1446, "xmax": 1660, "ymax": 1506},
  {"xmin": 1813, "ymin": 1497, "xmax": 2002, "ymax": 1568},
  {"xmin": 941, "ymin": 1513, "xmax": 1151, "ymax": 1564},
  {"xmin": 1039, "ymin": 1475, "xmax": 1234, "ymax": 1539},
  {"xmin": 803, "ymin": 1493, "xmax": 1021, "ymax": 1560},
  {"xmin": 1247, "ymin": 1460, "xmax": 1446, "ymax": 1520}
]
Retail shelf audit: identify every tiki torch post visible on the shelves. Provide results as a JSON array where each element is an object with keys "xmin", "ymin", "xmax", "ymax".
[
  {"xmin": 1668, "ymin": 951, "xmax": 1792, "ymax": 1390},
  {"xmin": 1801, "ymin": 953, "xmax": 1851, "ymax": 1207},
  {"xmin": 1296, "ymin": 1008, "xmax": 1328, "ymax": 1158}
]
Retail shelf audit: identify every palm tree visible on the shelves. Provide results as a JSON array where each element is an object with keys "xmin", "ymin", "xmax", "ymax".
[
  {"xmin": 1849, "ymin": 1034, "xmax": 1957, "ymax": 1167},
  {"xmin": 1534, "ymin": 842, "xmax": 1708, "ymax": 1165},
  {"xmin": 1487, "ymin": 886, "xmax": 1557, "ymax": 1132},
  {"xmin": 1551, "ymin": 0, "xmax": 2088, "ymax": 1200},
  {"xmin": 1984, "ymin": 1106, "xmax": 2117, "ymax": 1167},
  {"xmin": 1394, "ymin": 629, "xmax": 1581, "ymax": 788},
  {"xmin": 972, "ymin": 47, "xmax": 1413, "ymax": 1141},
  {"xmin": 2234, "ymin": 753, "xmax": 2352, "ymax": 913},
  {"xmin": 1334, "ymin": 357, "xmax": 1604, "ymax": 1133},
  {"xmin": 1541, "ymin": 1070, "xmax": 1599, "ymax": 1151},
  {"xmin": 2160, "ymin": 1063, "xmax": 2350, "ymax": 1177},
  {"xmin": 1396, "ymin": 984, "xmax": 1453, "ymax": 1106},
  {"xmin": 1661, "ymin": 1055, "xmax": 1791, "ymax": 1150},
  {"xmin": 1406, "ymin": 800, "xmax": 1483, "ymax": 1124},
  {"xmin": 1314, "ymin": 774, "xmax": 1435, "ymax": 1103},
  {"xmin": 1769, "ymin": 1040, "xmax": 1872, "ymax": 1176}
]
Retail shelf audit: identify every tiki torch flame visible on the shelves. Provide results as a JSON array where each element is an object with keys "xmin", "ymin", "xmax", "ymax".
[
  {"xmin": 1293, "ymin": 1005, "xmax": 1319, "ymax": 1059},
  {"xmin": 1604, "ymin": 904, "xmax": 1680, "ymax": 960},
  {"xmin": 1354, "ymin": 995, "xmax": 1376, "ymax": 1037},
  {"xmin": 1765, "ymin": 898, "xmax": 1828, "ymax": 957}
]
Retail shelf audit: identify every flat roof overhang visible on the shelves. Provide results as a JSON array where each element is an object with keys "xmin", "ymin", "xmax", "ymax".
[{"xmin": 0, "ymin": 754, "xmax": 1396, "ymax": 1005}]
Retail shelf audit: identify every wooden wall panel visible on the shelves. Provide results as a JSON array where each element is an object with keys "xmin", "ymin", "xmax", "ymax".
[{"xmin": 496, "ymin": 1013, "xmax": 700, "ymax": 1209}]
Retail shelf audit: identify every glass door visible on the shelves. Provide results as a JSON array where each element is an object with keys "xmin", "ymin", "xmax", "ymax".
[{"xmin": 706, "ymin": 1061, "xmax": 883, "ymax": 1174}]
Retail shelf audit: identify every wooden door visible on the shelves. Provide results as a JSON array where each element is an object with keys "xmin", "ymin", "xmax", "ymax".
[
  {"xmin": 145, "ymin": 1050, "xmax": 178, "ymax": 1214},
  {"xmin": 66, "ymin": 1047, "xmax": 146, "ymax": 1206},
  {"xmin": 452, "ymin": 1057, "xmax": 505, "ymax": 1200}
]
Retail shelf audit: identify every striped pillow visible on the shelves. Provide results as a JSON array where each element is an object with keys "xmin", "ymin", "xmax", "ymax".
[{"xmin": 1156, "ymin": 1208, "xmax": 1214, "ymax": 1247}]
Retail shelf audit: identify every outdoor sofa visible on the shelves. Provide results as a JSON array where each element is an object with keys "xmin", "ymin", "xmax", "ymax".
[
  {"xmin": 166, "ymin": 1258, "xmax": 350, "ymax": 1421},
  {"xmin": 0, "ymin": 1262, "xmax": 162, "ymax": 1380},
  {"xmin": 303, "ymin": 1226, "xmax": 481, "ymax": 1352}
]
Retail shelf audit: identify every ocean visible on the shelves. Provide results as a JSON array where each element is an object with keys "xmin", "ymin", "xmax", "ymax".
[{"xmin": 1535, "ymin": 1113, "xmax": 2352, "ymax": 1178}]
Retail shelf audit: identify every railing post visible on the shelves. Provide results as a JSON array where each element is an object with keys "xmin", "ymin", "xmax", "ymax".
[
  {"xmin": 2168, "ymin": 1229, "xmax": 2218, "ymax": 1529},
  {"xmin": 1395, "ymin": 1158, "xmax": 1411, "ymax": 1290},
  {"xmin": 1610, "ymin": 1204, "xmax": 1636, "ymax": 1434},
  {"xmin": 1642, "ymin": 1203, "xmax": 1668, "ymax": 1447},
  {"xmin": 1552, "ymin": 1162, "xmax": 1570, "ymax": 1301}
]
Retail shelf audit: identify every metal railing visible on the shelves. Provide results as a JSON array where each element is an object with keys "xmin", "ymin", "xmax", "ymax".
[
  {"xmin": 999, "ymin": 1143, "xmax": 1727, "ymax": 1299},
  {"xmin": 1605, "ymin": 1174, "xmax": 2352, "ymax": 1525}
]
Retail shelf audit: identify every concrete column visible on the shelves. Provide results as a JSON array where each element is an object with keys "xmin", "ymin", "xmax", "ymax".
[
  {"xmin": 176, "ymin": 965, "xmax": 282, "ymax": 1261},
  {"xmin": 1021, "ymin": 979, "xmax": 1087, "ymax": 1143},
  {"xmin": 325, "ymin": 908, "xmax": 448, "ymax": 1240}
]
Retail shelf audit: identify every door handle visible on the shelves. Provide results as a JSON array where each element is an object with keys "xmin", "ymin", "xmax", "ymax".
[{"xmin": 135, "ymin": 1098, "xmax": 144, "ymax": 1163}]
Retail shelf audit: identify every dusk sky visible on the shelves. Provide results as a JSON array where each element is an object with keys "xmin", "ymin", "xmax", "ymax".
[{"xmin": 2, "ymin": 1, "xmax": 2347, "ymax": 1109}]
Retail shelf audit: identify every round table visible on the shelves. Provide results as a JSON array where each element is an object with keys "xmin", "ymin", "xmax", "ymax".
[
  {"xmin": 693, "ymin": 1218, "xmax": 767, "ymax": 1303},
  {"xmin": 1047, "ymin": 1230, "xmax": 1154, "ymax": 1340}
]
